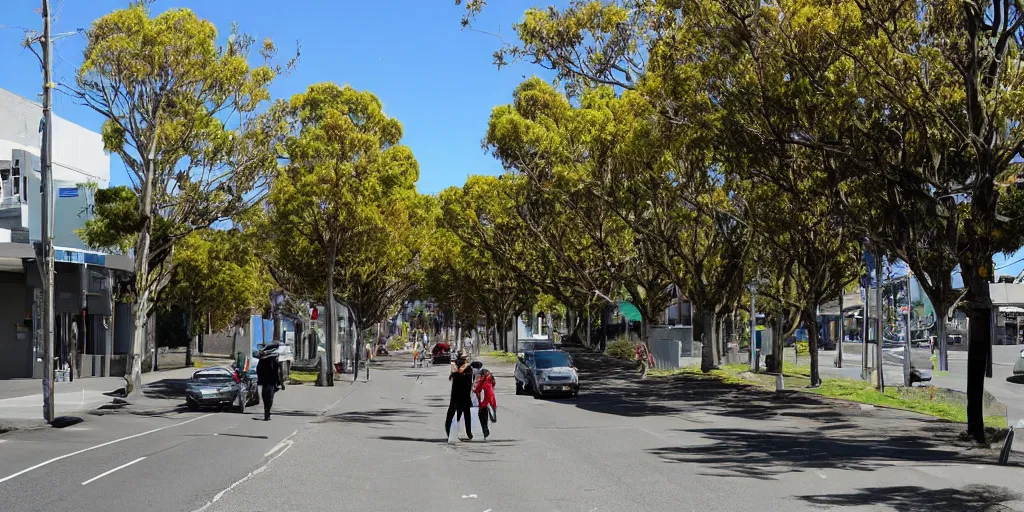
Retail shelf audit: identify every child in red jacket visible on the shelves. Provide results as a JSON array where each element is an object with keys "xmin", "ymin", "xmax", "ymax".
[{"xmin": 474, "ymin": 369, "xmax": 497, "ymax": 439}]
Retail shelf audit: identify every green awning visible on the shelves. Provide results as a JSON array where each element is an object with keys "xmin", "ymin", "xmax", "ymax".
[{"xmin": 618, "ymin": 301, "xmax": 643, "ymax": 323}]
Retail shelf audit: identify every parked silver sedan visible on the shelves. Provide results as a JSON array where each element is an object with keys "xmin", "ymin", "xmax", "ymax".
[
  {"xmin": 1014, "ymin": 347, "xmax": 1024, "ymax": 376},
  {"xmin": 185, "ymin": 367, "xmax": 258, "ymax": 413},
  {"xmin": 515, "ymin": 349, "xmax": 579, "ymax": 398}
]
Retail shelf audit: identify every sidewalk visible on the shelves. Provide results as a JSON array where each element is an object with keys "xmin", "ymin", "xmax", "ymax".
[{"xmin": 0, "ymin": 355, "xmax": 232, "ymax": 430}]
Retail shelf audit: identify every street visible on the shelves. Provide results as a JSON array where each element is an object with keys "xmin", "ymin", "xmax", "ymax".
[{"xmin": 2, "ymin": 353, "xmax": 1022, "ymax": 512}]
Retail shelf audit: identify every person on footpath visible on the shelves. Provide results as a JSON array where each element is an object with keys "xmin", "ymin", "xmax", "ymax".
[
  {"xmin": 413, "ymin": 337, "xmax": 424, "ymax": 367},
  {"xmin": 256, "ymin": 349, "xmax": 280, "ymax": 421},
  {"xmin": 445, "ymin": 348, "xmax": 474, "ymax": 441},
  {"xmin": 474, "ymin": 369, "xmax": 497, "ymax": 439}
]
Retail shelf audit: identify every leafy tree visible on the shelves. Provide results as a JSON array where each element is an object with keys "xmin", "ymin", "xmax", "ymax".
[
  {"xmin": 267, "ymin": 82, "xmax": 419, "ymax": 385},
  {"xmin": 162, "ymin": 228, "xmax": 270, "ymax": 365},
  {"xmin": 438, "ymin": 180, "xmax": 539, "ymax": 350},
  {"xmin": 74, "ymin": 4, "xmax": 290, "ymax": 394}
]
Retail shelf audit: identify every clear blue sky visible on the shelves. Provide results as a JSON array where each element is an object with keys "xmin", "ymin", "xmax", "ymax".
[
  {"xmin": 3, "ymin": 0, "xmax": 1023, "ymax": 277},
  {"xmin": 0, "ymin": 0, "xmax": 551, "ymax": 195}
]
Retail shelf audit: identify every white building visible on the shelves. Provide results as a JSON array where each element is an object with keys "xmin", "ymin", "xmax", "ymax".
[{"xmin": 0, "ymin": 88, "xmax": 131, "ymax": 380}]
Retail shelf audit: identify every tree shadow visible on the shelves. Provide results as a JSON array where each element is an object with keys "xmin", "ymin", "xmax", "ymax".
[
  {"xmin": 565, "ymin": 348, "xmax": 856, "ymax": 426},
  {"xmin": 142, "ymin": 378, "xmax": 191, "ymax": 400},
  {"xmin": 317, "ymin": 407, "xmax": 425, "ymax": 425},
  {"xmin": 796, "ymin": 484, "xmax": 1021, "ymax": 511},
  {"xmin": 648, "ymin": 427, "xmax": 980, "ymax": 480},
  {"xmin": 378, "ymin": 435, "xmax": 446, "ymax": 443}
]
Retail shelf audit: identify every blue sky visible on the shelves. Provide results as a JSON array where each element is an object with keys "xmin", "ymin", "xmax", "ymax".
[
  {"xmin": 0, "ymin": 0, "xmax": 549, "ymax": 195},
  {"xmin": 3, "ymin": 0, "xmax": 1023, "ymax": 277}
]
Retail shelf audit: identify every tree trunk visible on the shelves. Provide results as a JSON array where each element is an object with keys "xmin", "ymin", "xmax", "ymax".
[
  {"xmin": 716, "ymin": 314, "xmax": 726, "ymax": 365},
  {"xmin": 323, "ymin": 244, "xmax": 337, "ymax": 387},
  {"xmin": 936, "ymin": 313, "xmax": 947, "ymax": 371},
  {"xmin": 768, "ymin": 312, "xmax": 786, "ymax": 373},
  {"xmin": 699, "ymin": 308, "xmax": 717, "ymax": 373},
  {"xmin": 803, "ymin": 306, "xmax": 822, "ymax": 387},
  {"xmin": 185, "ymin": 310, "xmax": 193, "ymax": 368},
  {"xmin": 125, "ymin": 136, "xmax": 158, "ymax": 397},
  {"xmin": 966, "ymin": 303, "xmax": 992, "ymax": 440}
]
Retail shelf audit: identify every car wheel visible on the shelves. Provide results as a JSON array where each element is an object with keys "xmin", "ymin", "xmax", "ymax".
[
  {"xmin": 186, "ymin": 399, "xmax": 199, "ymax": 411},
  {"xmin": 515, "ymin": 381, "xmax": 523, "ymax": 395}
]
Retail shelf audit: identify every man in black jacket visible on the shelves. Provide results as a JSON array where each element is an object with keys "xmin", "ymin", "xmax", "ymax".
[
  {"xmin": 256, "ymin": 351, "xmax": 279, "ymax": 421},
  {"xmin": 445, "ymin": 349, "xmax": 474, "ymax": 440}
]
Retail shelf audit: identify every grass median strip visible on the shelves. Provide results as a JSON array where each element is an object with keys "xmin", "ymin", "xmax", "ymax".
[
  {"xmin": 650, "ymin": 363, "xmax": 1006, "ymax": 429},
  {"xmin": 483, "ymin": 351, "xmax": 518, "ymax": 363}
]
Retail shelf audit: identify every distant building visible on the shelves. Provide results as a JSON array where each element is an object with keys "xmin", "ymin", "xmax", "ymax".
[{"xmin": 0, "ymin": 87, "xmax": 132, "ymax": 380}]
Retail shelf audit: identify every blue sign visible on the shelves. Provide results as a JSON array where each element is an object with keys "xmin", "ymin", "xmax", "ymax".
[
  {"xmin": 58, "ymin": 187, "xmax": 79, "ymax": 198},
  {"xmin": 54, "ymin": 249, "xmax": 105, "ymax": 265}
]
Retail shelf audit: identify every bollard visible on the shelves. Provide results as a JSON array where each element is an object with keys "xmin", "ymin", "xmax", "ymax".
[{"xmin": 775, "ymin": 373, "xmax": 785, "ymax": 392}]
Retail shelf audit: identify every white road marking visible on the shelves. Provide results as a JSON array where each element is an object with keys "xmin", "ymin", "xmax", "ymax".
[
  {"xmin": 191, "ymin": 432, "xmax": 295, "ymax": 512},
  {"xmin": 0, "ymin": 413, "xmax": 212, "ymax": 484},
  {"xmin": 81, "ymin": 457, "xmax": 146, "ymax": 485},
  {"xmin": 462, "ymin": 494, "xmax": 478, "ymax": 499},
  {"xmin": 402, "ymin": 454, "xmax": 435, "ymax": 463},
  {"xmin": 264, "ymin": 430, "xmax": 298, "ymax": 457},
  {"xmin": 483, "ymin": 509, "xmax": 492, "ymax": 512}
]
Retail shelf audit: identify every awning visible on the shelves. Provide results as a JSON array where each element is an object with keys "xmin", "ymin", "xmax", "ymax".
[{"xmin": 617, "ymin": 301, "xmax": 643, "ymax": 323}]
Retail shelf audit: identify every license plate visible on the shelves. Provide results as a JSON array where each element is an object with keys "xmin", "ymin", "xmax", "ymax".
[
  {"xmin": 201, "ymin": 389, "xmax": 215, "ymax": 397},
  {"xmin": 562, "ymin": 386, "xmax": 571, "ymax": 391}
]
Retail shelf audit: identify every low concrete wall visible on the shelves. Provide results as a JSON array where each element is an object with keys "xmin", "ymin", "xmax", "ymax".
[{"xmin": 650, "ymin": 325, "xmax": 701, "ymax": 357}]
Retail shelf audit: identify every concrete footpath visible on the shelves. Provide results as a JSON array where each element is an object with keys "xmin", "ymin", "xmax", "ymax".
[{"xmin": 0, "ymin": 355, "xmax": 232, "ymax": 430}]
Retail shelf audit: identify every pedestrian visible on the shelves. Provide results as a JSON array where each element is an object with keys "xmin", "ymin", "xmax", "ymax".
[
  {"xmin": 256, "ymin": 349, "xmax": 279, "ymax": 421},
  {"xmin": 474, "ymin": 369, "xmax": 497, "ymax": 440},
  {"xmin": 445, "ymin": 349, "xmax": 474, "ymax": 441},
  {"xmin": 413, "ymin": 338, "xmax": 424, "ymax": 368}
]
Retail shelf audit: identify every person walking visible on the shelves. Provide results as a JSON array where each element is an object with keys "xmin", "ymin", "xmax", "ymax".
[
  {"xmin": 445, "ymin": 349, "xmax": 474, "ymax": 441},
  {"xmin": 474, "ymin": 369, "xmax": 497, "ymax": 439},
  {"xmin": 256, "ymin": 350, "xmax": 279, "ymax": 421},
  {"xmin": 413, "ymin": 338, "xmax": 424, "ymax": 368}
]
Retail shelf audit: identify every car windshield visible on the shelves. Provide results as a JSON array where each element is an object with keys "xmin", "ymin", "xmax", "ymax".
[
  {"xmin": 192, "ymin": 373, "xmax": 233, "ymax": 385},
  {"xmin": 534, "ymin": 351, "xmax": 571, "ymax": 369}
]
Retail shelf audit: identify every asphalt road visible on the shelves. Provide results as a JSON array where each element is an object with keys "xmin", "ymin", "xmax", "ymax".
[{"xmin": 2, "ymin": 354, "xmax": 1023, "ymax": 512}]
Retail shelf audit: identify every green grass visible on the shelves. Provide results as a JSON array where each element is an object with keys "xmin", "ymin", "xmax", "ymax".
[
  {"xmin": 484, "ymin": 351, "xmax": 518, "ymax": 363},
  {"xmin": 652, "ymin": 363, "xmax": 1007, "ymax": 429},
  {"xmin": 289, "ymin": 370, "xmax": 319, "ymax": 384}
]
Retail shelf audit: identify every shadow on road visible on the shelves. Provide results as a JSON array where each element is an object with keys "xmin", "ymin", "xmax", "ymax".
[
  {"xmin": 318, "ymin": 407, "xmax": 425, "ymax": 425},
  {"xmin": 796, "ymin": 484, "xmax": 1020, "ymax": 511},
  {"xmin": 143, "ymin": 378, "xmax": 191, "ymax": 400},
  {"xmin": 565, "ymin": 348, "xmax": 854, "ymax": 425},
  {"xmin": 1006, "ymin": 375, "xmax": 1024, "ymax": 385},
  {"xmin": 649, "ymin": 428, "xmax": 966, "ymax": 479}
]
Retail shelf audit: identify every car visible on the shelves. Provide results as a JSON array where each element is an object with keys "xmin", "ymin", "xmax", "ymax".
[
  {"xmin": 185, "ymin": 367, "xmax": 259, "ymax": 412},
  {"xmin": 432, "ymin": 342, "xmax": 451, "ymax": 364},
  {"xmin": 515, "ymin": 349, "xmax": 579, "ymax": 398},
  {"xmin": 515, "ymin": 340, "xmax": 556, "ymax": 356},
  {"xmin": 1014, "ymin": 347, "xmax": 1024, "ymax": 376}
]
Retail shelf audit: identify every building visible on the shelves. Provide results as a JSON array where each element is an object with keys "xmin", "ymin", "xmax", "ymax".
[{"xmin": 0, "ymin": 87, "xmax": 132, "ymax": 380}]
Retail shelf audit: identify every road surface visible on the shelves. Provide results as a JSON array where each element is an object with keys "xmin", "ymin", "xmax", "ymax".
[{"xmin": 0, "ymin": 355, "xmax": 1022, "ymax": 512}]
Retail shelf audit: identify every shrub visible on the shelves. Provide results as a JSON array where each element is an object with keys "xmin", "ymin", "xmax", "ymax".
[
  {"xmin": 796, "ymin": 341, "xmax": 809, "ymax": 355},
  {"xmin": 606, "ymin": 338, "xmax": 634, "ymax": 360},
  {"xmin": 387, "ymin": 337, "xmax": 405, "ymax": 351}
]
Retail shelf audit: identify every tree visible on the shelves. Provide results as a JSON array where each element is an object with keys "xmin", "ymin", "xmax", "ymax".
[
  {"xmin": 267, "ymin": 82, "xmax": 419, "ymax": 385},
  {"xmin": 74, "ymin": 4, "xmax": 290, "ymax": 394},
  {"xmin": 438, "ymin": 179, "xmax": 539, "ymax": 351},
  {"xmin": 162, "ymin": 228, "xmax": 270, "ymax": 365}
]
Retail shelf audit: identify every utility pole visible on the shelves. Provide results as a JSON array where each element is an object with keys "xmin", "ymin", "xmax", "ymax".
[
  {"xmin": 39, "ymin": 0, "xmax": 56, "ymax": 423},
  {"xmin": 875, "ymin": 251, "xmax": 885, "ymax": 392},
  {"xmin": 861, "ymin": 282, "xmax": 869, "ymax": 377},
  {"xmin": 837, "ymin": 285, "xmax": 844, "ymax": 368},
  {"xmin": 749, "ymin": 283, "xmax": 757, "ymax": 372},
  {"xmin": 904, "ymin": 274, "xmax": 913, "ymax": 387}
]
